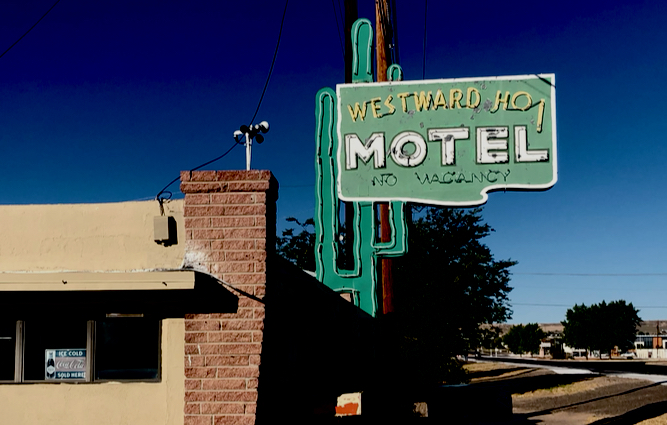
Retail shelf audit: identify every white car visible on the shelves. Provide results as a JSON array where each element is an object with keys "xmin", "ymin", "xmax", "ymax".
[{"xmin": 620, "ymin": 352, "xmax": 637, "ymax": 359}]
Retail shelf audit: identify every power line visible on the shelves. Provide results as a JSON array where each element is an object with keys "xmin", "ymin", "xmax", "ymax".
[
  {"xmin": 336, "ymin": 0, "xmax": 345, "ymax": 32},
  {"xmin": 155, "ymin": 142, "xmax": 238, "ymax": 202},
  {"xmin": 388, "ymin": 0, "xmax": 400, "ymax": 65},
  {"xmin": 330, "ymin": 0, "xmax": 345, "ymax": 61},
  {"xmin": 281, "ymin": 183, "xmax": 314, "ymax": 188},
  {"xmin": 248, "ymin": 0, "xmax": 289, "ymax": 126},
  {"xmin": 535, "ymin": 74, "xmax": 556, "ymax": 88},
  {"xmin": 517, "ymin": 283, "xmax": 667, "ymax": 291},
  {"xmin": 0, "ymin": 0, "xmax": 61, "ymax": 60},
  {"xmin": 155, "ymin": 0, "xmax": 290, "ymax": 201},
  {"xmin": 513, "ymin": 302, "xmax": 667, "ymax": 309},
  {"xmin": 515, "ymin": 272, "xmax": 667, "ymax": 277}
]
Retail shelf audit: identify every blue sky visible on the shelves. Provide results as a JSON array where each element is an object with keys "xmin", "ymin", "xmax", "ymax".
[{"xmin": 1, "ymin": 0, "xmax": 667, "ymax": 324}]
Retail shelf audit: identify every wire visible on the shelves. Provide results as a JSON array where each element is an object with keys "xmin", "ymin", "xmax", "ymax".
[
  {"xmin": 155, "ymin": 141, "xmax": 238, "ymax": 201},
  {"xmin": 535, "ymin": 74, "xmax": 556, "ymax": 88},
  {"xmin": 248, "ymin": 0, "xmax": 289, "ymax": 126},
  {"xmin": 154, "ymin": 0, "xmax": 289, "ymax": 202},
  {"xmin": 515, "ymin": 272, "xmax": 667, "ymax": 277},
  {"xmin": 330, "ymin": 0, "xmax": 345, "ymax": 61},
  {"xmin": 513, "ymin": 302, "xmax": 667, "ymax": 309},
  {"xmin": 422, "ymin": 0, "xmax": 428, "ymax": 79},
  {"xmin": 389, "ymin": 0, "xmax": 399, "ymax": 65},
  {"xmin": 188, "ymin": 140, "xmax": 239, "ymax": 172},
  {"xmin": 0, "ymin": 0, "xmax": 61, "ymax": 60},
  {"xmin": 281, "ymin": 183, "xmax": 315, "ymax": 188}
]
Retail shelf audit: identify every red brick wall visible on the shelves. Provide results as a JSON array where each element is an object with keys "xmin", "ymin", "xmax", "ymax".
[{"xmin": 181, "ymin": 170, "xmax": 277, "ymax": 425}]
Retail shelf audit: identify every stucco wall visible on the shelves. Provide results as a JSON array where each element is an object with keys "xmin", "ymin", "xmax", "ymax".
[
  {"xmin": 0, "ymin": 200, "xmax": 184, "ymax": 272},
  {"xmin": 0, "ymin": 318, "xmax": 184, "ymax": 425},
  {"xmin": 0, "ymin": 200, "xmax": 187, "ymax": 424}
]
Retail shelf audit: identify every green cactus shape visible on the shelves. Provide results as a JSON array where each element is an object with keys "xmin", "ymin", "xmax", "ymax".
[{"xmin": 313, "ymin": 19, "xmax": 408, "ymax": 316}]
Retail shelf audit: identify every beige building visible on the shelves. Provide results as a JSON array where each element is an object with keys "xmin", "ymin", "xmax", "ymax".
[
  {"xmin": 0, "ymin": 197, "xmax": 191, "ymax": 424},
  {"xmin": 0, "ymin": 170, "xmax": 377, "ymax": 425}
]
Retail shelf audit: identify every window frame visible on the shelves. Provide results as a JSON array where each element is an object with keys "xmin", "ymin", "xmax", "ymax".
[{"xmin": 0, "ymin": 317, "xmax": 161, "ymax": 384}]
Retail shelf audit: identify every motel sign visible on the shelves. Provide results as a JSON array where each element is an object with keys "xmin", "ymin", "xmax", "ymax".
[{"xmin": 336, "ymin": 74, "xmax": 557, "ymax": 206}]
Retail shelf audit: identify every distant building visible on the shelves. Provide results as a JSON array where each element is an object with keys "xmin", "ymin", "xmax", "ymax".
[{"xmin": 635, "ymin": 334, "xmax": 667, "ymax": 359}]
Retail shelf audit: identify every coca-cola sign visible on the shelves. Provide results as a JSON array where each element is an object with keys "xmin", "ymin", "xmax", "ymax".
[{"xmin": 45, "ymin": 349, "xmax": 86, "ymax": 380}]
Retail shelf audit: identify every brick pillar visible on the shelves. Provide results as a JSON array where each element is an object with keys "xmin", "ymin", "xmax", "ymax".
[{"xmin": 180, "ymin": 170, "xmax": 277, "ymax": 425}]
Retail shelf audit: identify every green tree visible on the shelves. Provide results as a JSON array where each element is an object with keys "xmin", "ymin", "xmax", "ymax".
[
  {"xmin": 276, "ymin": 207, "xmax": 516, "ymax": 384},
  {"xmin": 503, "ymin": 323, "xmax": 545, "ymax": 356},
  {"xmin": 562, "ymin": 300, "xmax": 641, "ymax": 359},
  {"xmin": 562, "ymin": 303, "xmax": 595, "ymax": 359},
  {"xmin": 393, "ymin": 206, "xmax": 515, "ymax": 384},
  {"xmin": 598, "ymin": 300, "xmax": 642, "ymax": 355},
  {"xmin": 276, "ymin": 217, "xmax": 315, "ymax": 271},
  {"xmin": 502, "ymin": 325, "xmax": 525, "ymax": 355}
]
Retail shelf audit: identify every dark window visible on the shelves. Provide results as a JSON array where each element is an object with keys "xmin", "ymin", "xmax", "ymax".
[
  {"xmin": 0, "ymin": 317, "xmax": 160, "ymax": 383},
  {"xmin": 95, "ymin": 318, "xmax": 160, "ymax": 381}
]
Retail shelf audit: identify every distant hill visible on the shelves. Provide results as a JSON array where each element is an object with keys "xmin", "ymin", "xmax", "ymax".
[
  {"xmin": 494, "ymin": 320, "xmax": 667, "ymax": 336},
  {"xmin": 491, "ymin": 323, "xmax": 563, "ymax": 336}
]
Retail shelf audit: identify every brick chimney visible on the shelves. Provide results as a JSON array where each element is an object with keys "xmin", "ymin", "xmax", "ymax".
[{"xmin": 180, "ymin": 170, "xmax": 277, "ymax": 425}]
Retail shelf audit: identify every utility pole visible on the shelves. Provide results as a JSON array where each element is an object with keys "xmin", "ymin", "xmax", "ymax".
[{"xmin": 376, "ymin": 0, "xmax": 394, "ymax": 315}]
